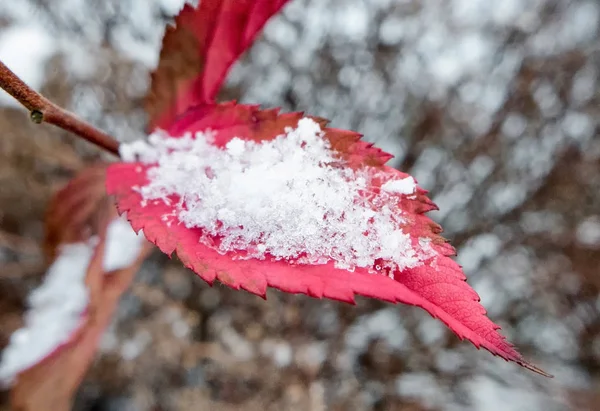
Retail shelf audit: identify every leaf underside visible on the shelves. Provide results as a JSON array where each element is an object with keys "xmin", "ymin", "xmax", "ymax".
[{"xmin": 107, "ymin": 103, "xmax": 549, "ymax": 377}]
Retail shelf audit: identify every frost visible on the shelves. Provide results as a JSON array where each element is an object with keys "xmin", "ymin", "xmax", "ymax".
[{"xmin": 121, "ymin": 118, "xmax": 435, "ymax": 274}]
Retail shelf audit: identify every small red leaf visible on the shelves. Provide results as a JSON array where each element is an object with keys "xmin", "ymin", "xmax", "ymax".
[
  {"xmin": 44, "ymin": 164, "xmax": 109, "ymax": 261},
  {"xmin": 147, "ymin": 1, "xmax": 291, "ymax": 131},
  {"xmin": 9, "ymin": 225, "xmax": 151, "ymax": 411},
  {"xmin": 4, "ymin": 167, "xmax": 151, "ymax": 408},
  {"xmin": 107, "ymin": 103, "xmax": 549, "ymax": 376}
]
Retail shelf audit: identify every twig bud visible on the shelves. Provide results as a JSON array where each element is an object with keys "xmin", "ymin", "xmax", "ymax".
[{"xmin": 30, "ymin": 110, "xmax": 43, "ymax": 124}]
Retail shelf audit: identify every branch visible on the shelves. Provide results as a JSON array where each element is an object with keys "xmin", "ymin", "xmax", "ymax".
[{"xmin": 0, "ymin": 60, "xmax": 121, "ymax": 156}]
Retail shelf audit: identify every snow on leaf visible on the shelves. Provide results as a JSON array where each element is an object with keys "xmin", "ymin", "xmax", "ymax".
[
  {"xmin": 107, "ymin": 103, "xmax": 550, "ymax": 376},
  {"xmin": 146, "ymin": 0, "xmax": 291, "ymax": 131},
  {"xmin": 1, "ymin": 166, "xmax": 149, "ymax": 400},
  {"xmin": 0, "ymin": 214, "xmax": 147, "ymax": 388},
  {"xmin": 8, "ymin": 224, "xmax": 150, "ymax": 410},
  {"xmin": 163, "ymin": 102, "xmax": 393, "ymax": 168},
  {"xmin": 103, "ymin": 217, "xmax": 146, "ymax": 272},
  {"xmin": 0, "ymin": 240, "xmax": 93, "ymax": 387}
]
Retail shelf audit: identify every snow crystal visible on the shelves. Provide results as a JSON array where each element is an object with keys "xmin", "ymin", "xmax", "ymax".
[
  {"xmin": 121, "ymin": 118, "xmax": 436, "ymax": 274},
  {"xmin": 0, "ymin": 241, "xmax": 93, "ymax": 386}
]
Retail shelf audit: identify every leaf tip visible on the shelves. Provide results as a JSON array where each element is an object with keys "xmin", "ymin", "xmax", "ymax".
[{"xmin": 520, "ymin": 360, "xmax": 553, "ymax": 378}]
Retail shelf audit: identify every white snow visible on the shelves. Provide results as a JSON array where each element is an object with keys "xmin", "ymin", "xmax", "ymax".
[
  {"xmin": 157, "ymin": 0, "xmax": 188, "ymax": 15},
  {"xmin": 0, "ymin": 217, "xmax": 143, "ymax": 386},
  {"xmin": 381, "ymin": 177, "xmax": 416, "ymax": 195},
  {"xmin": 0, "ymin": 241, "xmax": 93, "ymax": 386},
  {"xmin": 103, "ymin": 217, "xmax": 145, "ymax": 272},
  {"xmin": 121, "ymin": 118, "xmax": 435, "ymax": 274}
]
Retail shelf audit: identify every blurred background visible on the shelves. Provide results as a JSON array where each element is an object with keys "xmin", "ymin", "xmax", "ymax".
[{"xmin": 0, "ymin": 0, "xmax": 599, "ymax": 410}]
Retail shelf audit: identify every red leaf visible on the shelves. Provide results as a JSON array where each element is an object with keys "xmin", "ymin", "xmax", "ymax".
[
  {"xmin": 44, "ymin": 163, "xmax": 109, "ymax": 261},
  {"xmin": 107, "ymin": 103, "xmax": 550, "ymax": 377},
  {"xmin": 10, "ymin": 225, "xmax": 151, "ymax": 411},
  {"xmin": 146, "ymin": 0, "xmax": 291, "ymax": 131},
  {"xmin": 166, "ymin": 102, "xmax": 393, "ymax": 167}
]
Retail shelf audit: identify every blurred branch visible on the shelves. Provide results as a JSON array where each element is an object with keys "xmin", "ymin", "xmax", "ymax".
[{"xmin": 0, "ymin": 60, "xmax": 120, "ymax": 156}]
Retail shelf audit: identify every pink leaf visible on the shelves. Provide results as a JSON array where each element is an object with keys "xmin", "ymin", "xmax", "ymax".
[
  {"xmin": 146, "ymin": 0, "xmax": 291, "ymax": 131},
  {"xmin": 107, "ymin": 103, "xmax": 550, "ymax": 377}
]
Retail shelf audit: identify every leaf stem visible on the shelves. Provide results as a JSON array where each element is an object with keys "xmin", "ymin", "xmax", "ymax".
[{"xmin": 0, "ymin": 60, "xmax": 121, "ymax": 156}]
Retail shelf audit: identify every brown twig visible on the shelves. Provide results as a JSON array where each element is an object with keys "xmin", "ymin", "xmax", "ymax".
[{"xmin": 0, "ymin": 60, "xmax": 121, "ymax": 156}]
